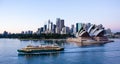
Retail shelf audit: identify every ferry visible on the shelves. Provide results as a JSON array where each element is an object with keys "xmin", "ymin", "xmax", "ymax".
[{"xmin": 17, "ymin": 44, "xmax": 64, "ymax": 54}]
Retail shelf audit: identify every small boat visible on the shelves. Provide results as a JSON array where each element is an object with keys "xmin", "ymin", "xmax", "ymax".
[{"xmin": 17, "ymin": 44, "xmax": 64, "ymax": 54}]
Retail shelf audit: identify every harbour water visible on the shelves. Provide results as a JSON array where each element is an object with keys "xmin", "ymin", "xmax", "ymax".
[{"xmin": 0, "ymin": 38, "xmax": 120, "ymax": 64}]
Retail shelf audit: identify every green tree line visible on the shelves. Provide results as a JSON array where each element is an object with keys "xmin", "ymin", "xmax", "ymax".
[{"xmin": 0, "ymin": 34, "xmax": 74, "ymax": 39}]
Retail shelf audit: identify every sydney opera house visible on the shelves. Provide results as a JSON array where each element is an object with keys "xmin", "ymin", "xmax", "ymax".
[{"xmin": 67, "ymin": 24, "xmax": 112, "ymax": 45}]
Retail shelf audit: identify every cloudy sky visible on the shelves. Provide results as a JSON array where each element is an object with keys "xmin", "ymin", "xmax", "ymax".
[{"xmin": 0, "ymin": 0, "xmax": 120, "ymax": 33}]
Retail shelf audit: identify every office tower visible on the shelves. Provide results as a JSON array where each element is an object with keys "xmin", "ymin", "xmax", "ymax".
[
  {"xmin": 71, "ymin": 24, "xmax": 74, "ymax": 34},
  {"xmin": 43, "ymin": 24, "xmax": 47, "ymax": 32},
  {"xmin": 48, "ymin": 20, "xmax": 51, "ymax": 31},
  {"xmin": 52, "ymin": 24, "xmax": 56, "ymax": 33},
  {"xmin": 86, "ymin": 23, "xmax": 91, "ymax": 31},
  {"xmin": 56, "ymin": 18, "xmax": 61, "ymax": 34},
  {"xmin": 60, "ymin": 19, "xmax": 65, "ymax": 31},
  {"xmin": 61, "ymin": 27, "xmax": 70, "ymax": 34},
  {"xmin": 36, "ymin": 28, "xmax": 41, "ymax": 34},
  {"xmin": 51, "ymin": 22, "xmax": 53, "ymax": 32},
  {"xmin": 56, "ymin": 27, "xmax": 60, "ymax": 34},
  {"xmin": 82, "ymin": 23, "xmax": 87, "ymax": 31},
  {"xmin": 76, "ymin": 23, "xmax": 82, "ymax": 32},
  {"xmin": 56, "ymin": 18, "xmax": 65, "ymax": 34},
  {"xmin": 36, "ymin": 27, "xmax": 44, "ymax": 34},
  {"xmin": 40, "ymin": 27, "xmax": 44, "ymax": 33}
]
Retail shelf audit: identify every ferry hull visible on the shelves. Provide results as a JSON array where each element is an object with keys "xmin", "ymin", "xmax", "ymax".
[{"xmin": 17, "ymin": 48, "xmax": 64, "ymax": 53}]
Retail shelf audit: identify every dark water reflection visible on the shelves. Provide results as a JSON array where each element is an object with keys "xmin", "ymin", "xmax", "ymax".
[{"xmin": 0, "ymin": 39, "xmax": 120, "ymax": 64}]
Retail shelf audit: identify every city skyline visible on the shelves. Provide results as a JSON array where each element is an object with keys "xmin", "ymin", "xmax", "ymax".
[
  {"xmin": 2, "ymin": 19, "xmax": 111, "ymax": 35},
  {"xmin": 0, "ymin": 0, "xmax": 120, "ymax": 33}
]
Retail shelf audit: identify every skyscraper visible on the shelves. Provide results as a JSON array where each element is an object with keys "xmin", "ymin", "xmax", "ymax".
[
  {"xmin": 76, "ymin": 23, "xmax": 82, "ymax": 32},
  {"xmin": 71, "ymin": 24, "xmax": 74, "ymax": 34},
  {"xmin": 48, "ymin": 20, "xmax": 51, "ymax": 31},
  {"xmin": 60, "ymin": 19, "xmax": 64, "ymax": 31},
  {"xmin": 52, "ymin": 24, "xmax": 56, "ymax": 33},
  {"xmin": 56, "ymin": 18, "xmax": 60, "ymax": 27},
  {"xmin": 86, "ymin": 23, "xmax": 91, "ymax": 31},
  {"xmin": 61, "ymin": 26, "xmax": 70, "ymax": 34},
  {"xmin": 56, "ymin": 18, "xmax": 65, "ymax": 34},
  {"xmin": 36, "ymin": 27, "xmax": 43, "ymax": 34},
  {"xmin": 56, "ymin": 18, "xmax": 61, "ymax": 34},
  {"xmin": 51, "ymin": 22, "xmax": 53, "ymax": 31},
  {"xmin": 43, "ymin": 24, "xmax": 47, "ymax": 32}
]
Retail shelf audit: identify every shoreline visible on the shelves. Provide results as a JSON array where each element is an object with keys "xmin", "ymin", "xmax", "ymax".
[
  {"xmin": 66, "ymin": 37, "xmax": 114, "ymax": 46},
  {"xmin": 0, "ymin": 37, "xmax": 119, "ymax": 40},
  {"xmin": 19, "ymin": 38, "xmax": 67, "ymax": 41}
]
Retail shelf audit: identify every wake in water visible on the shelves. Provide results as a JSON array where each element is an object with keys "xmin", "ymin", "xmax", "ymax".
[{"xmin": 61, "ymin": 47, "xmax": 120, "ymax": 53}]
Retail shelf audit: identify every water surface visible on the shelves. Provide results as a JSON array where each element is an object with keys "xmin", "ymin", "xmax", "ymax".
[{"xmin": 0, "ymin": 38, "xmax": 120, "ymax": 64}]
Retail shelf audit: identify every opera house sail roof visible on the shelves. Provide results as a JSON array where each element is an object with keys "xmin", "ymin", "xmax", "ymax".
[{"xmin": 76, "ymin": 24, "xmax": 105, "ymax": 37}]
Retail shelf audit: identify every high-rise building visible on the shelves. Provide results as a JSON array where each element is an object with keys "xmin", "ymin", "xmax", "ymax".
[
  {"xmin": 56, "ymin": 27, "xmax": 60, "ymax": 34},
  {"xmin": 56, "ymin": 18, "xmax": 61, "ymax": 34},
  {"xmin": 61, "ymin": 27, "xmax": 70, "ymax": 34},
  {"xmin": 52, "ymin": 24, "xmax": 56, "ymax": 33},
  {"xmin": 51, "ymin": 22, "xmax": 53, "ymax": 32},
  {"xmin": 56, "ymin": 18, "xmax": 65, "ymax": 34},
  {"xmin": 48, "ymin": 20, "xmax": 51, "ymax": 31},
  {"xmin": 46, "ymin": 20, "xmax": 55, "ymax": 33},
  {"xmin": 71, "ymin": 24, "xmax": 74, "ymax": 34},
  {"xmin": 60, "ymin": 19, "xmax": 65, "ymax": 30},
  {"xmin": 36, "ymin": 27, "xmax": 43, "ymax": 34},
  {"xmin": 43, "ymin": 24, "xmax": 47, "ymax": 32},
  {"xmin": 76, "ymin": 23, "xmax": 82, "ymax": 32},
  {"xmin": 86, "ymin": 23, "xmax": 91, "ymax": 31}
]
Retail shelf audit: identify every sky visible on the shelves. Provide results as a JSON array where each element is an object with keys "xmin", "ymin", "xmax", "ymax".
[{"xmin": 0, "ymin": 0, "xmax": 120, "ymax": 33}]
